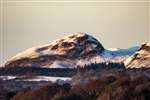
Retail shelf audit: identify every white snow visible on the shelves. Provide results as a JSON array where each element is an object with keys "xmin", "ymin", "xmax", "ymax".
[
  {"xmin": 102, "ymin": 47, "xmax": 139, "ymax": 60},
  {"xmin": 0, "ymin": 75, "xmax": 71, "ymax": 82},
  {"xmin": 147, "ymin": 43, "xmax": 150, "ymax": 46},
  {"xmin": 76, "ymin": 56, "xmax": 105, "ymax": 67},
  {"xmin": 0, "ymin": 76, "xmax": 16, "ymax": 80},
  {"xmin": 7, "ymin": 46, "xmax": 55, "ymax": 62},
  {"xmin": 49, "ymin": 61, "xmax": 75, "ymax": 68},
  {"xmin": 48, "ymin": 62, "xmax": 65, "ymax": 68},
  {"xmin": 102, "ymin": 50, "xmax": 114, "ymax": 59},
  {"xmin": 5, "ymin": 32, "xmax": 141, "ymax": 69},
  {"xmin": 124, "ymin": 56, "xmax": 133, "ymax": 66},
  {"xmin": 87, "ymin": 34, "xmax": 98, "ymax": 42},
  {"xmin": 108, "ymin": 46, "xmax": 139, "ymax": 57},
  {"xmin": 76, "ymin": 59, "xmax": 91, "ymax": 67},
  {"xmin": 108, "ymin": 48, "xmax": 120, "ymax": 51},
  {"xmin": 90, "ymin": 55, "xmax": 105, "ymax": 63},
  {"xmin": 21, "ymin": 76, "xmax": 71, "ymax": 82}
]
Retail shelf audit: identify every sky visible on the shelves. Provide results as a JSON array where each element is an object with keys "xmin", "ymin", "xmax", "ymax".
[{"xmin": 0, "ymin": 0, "xmax": 150, "ymax": 66}]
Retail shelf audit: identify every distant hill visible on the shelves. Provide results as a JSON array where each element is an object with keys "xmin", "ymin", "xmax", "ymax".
[{"xmin": 5, "ymin": 32, "xmax": 138, "ymax": 68}]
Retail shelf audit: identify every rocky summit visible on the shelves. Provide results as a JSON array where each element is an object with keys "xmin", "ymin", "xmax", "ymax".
[
  {"xmin": 5, "ymin": 32, "xmax": 105, "ymax": 68},
  {"xmin": 124, "ymin": 43, "xmax": 150, "ymax": 68}
]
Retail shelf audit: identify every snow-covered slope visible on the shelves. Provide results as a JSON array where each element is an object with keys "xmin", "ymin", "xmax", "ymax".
[
  {"xmin": 5, "ymin": 32, "xmax": 105, "ymax": 68},
  {"xmin": 109, "ymin": 46, "xmax": 139, "ymax": 57},
  {"xmin": 100, "ymin": 46, "xmax": 139, "ymax": 63},
  {"xmin": 5, "ymin": 32, "xmax": 139, "ymax": 68},
  {"xmin": 124, "ymin": 43, "xmax": 150, "ymax": 68}
]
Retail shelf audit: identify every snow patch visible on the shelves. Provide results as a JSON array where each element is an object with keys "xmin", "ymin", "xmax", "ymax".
[
  {"xmin": 108, "ymin": 46, "xmax": 139, "ymax": 57},
  {"xmin": 49, "ymin": 60, "xmax": 76, "ymax": 68},
  {"xmin": 108, "ymin": 48, "xmax": 120, "ymax": 51},
  {"xmin": 0, "ymin": 76, "xmax": 16, "ymax": 80},
  {"xmin": 76, "ymin": 56, "xmax": 105, "ymax": 67},
  {"xmin": 102, "ymin": 50, "xmax": 114, "ymax": 59},
  {"xmin": 21, "ymin": 76, "xmax": 71, "ymax": 82},
  {"xmin": 124, "ymin": 56, "xmax": 133, "ymax": 66},
  {"xmin": 0, "ymin": 76, "xmax": 71, "ymax": 82}
]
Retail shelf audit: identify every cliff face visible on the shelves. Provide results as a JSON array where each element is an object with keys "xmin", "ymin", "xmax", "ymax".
[
  {"xmin": 5, "ymin": 32, "xmax": 105, "ymax": 68},
  {"xmin": 124, "ymin": 43, "xmax": 150, "ymax": 68}
]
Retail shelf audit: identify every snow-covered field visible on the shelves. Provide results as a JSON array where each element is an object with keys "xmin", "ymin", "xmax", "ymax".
[{"xmin": 0, "ymin": 75, "xmax": 71, "ymax": 82}]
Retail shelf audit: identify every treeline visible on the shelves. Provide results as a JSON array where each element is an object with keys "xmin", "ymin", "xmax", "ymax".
[
  {"xmin": 0, "ymin": 62, "xmax": 125, "ymax": 77},
  {"xmin": 10, "ymin": 68, "xmax": 150, "ymax": 100}
]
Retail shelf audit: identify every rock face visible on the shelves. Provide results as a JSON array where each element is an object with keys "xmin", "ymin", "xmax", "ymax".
[
  {"xmin": 5, "ymin": 32, "xmax": 105, "ymax": 68},
  {"xmin": 124, "ymin": 43, "xmax": 150, "ymax": 68}
]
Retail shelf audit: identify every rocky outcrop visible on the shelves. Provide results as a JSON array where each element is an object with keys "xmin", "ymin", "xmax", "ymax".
[{"xmin": 124, "ymin": 43, "xmax": 150, "ymax": 68}]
